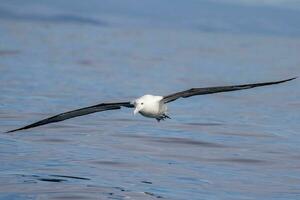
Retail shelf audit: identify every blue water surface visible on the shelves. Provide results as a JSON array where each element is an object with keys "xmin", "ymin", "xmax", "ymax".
[{"xmin": 1, "ymin": 1, "xmax": 300, "ymax": 199}]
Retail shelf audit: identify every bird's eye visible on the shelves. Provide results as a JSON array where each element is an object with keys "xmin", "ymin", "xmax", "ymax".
[{"xmin": 141, "ymin": 102, "xmax": 144, "ymax": 105}]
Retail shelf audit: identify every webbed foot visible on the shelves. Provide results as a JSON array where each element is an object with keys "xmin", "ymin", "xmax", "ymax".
[{"xmin": 156, "ymin": 114, "xmax": 171, "ymax": 122}]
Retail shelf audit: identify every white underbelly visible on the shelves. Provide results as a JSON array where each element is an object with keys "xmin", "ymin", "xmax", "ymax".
[
  {"xmin": 139, "ymin": 111, "xmax": 160, "ymax": 118},
  {"xmin": 139, "ymin": 104, "xmax": 167, "ymax": 118}
]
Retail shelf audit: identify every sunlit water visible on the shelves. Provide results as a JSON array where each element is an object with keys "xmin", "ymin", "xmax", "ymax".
[{"xmin": 1, "ymin": 1, "xmax": 300, "ymax": 199}]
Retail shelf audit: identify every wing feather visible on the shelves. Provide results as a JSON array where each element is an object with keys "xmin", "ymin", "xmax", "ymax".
[
  {"xmin": 163, "ymin": 77, "xmax": 296, "ymax": 103},
  {"xmin": 6, "ymin": 101, "xmax": 133, "ymax": 133}
]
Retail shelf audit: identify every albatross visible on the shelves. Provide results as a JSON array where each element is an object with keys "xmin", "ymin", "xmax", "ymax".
[{"xmin": 6, "ymin": 77, "xmax": 296, "ymax": 133}]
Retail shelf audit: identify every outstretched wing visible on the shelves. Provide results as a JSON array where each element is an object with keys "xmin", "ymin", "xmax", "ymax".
[
  {"xmin": 163, "ymin": 77, "xmax": 296, "ymax": 103},
  {"xmin": 6, "ymin": 101, "xmax": 134, "ymax": 133}
]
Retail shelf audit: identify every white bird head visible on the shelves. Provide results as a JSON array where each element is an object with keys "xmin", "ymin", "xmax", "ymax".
[
  {"xmin": 132, "ymin": 94, "xmax": 163, "ymax": 115},
  {"xmin": 132, "ymin": 96, "xmax": 146, "ymax": 115}
]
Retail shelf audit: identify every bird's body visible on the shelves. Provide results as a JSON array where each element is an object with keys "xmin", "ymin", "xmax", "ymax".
[
  {"xmin": 133, "ymin": 95, "xmax": 167, "ymax": 120},
  {"xmin": 6, "ymin": 77, "xmax": 296, "ymax": 133}
]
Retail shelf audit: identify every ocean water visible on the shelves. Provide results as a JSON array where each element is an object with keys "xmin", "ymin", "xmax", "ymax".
[{"xmin": 1, "ymin": 1, "xmax": 300, "ymax": 199}]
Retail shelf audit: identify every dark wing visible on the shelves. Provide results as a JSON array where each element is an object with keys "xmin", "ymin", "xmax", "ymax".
[
  {"xmin": 6, "ymin": 101, "xmax": 134, "ymax": 133},
  {"xmin": 163, "ymin": 77, "xmax": 297, "ymax": 103}
]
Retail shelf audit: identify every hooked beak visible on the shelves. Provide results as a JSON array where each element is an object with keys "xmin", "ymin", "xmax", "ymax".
[{"xmin": 134, "ymin": 107, "xmax": 140, "ymax": 115}]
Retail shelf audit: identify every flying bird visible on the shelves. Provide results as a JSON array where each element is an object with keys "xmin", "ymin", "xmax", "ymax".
[{"xmin": 6, "ymin": 77, "xmax": 296, "ymax": 133}]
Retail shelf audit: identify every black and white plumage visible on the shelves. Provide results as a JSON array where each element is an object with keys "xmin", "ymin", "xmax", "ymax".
[{"xmin": 6, "ymin": 77, "xmax": 296, "ymax": 133}]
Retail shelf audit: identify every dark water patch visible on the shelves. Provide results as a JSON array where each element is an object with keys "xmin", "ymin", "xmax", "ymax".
[
  {"xmin": 113, "ymin": 186, "xmax": 128, "ymax": 192},
  {"xmin": 214, "ymin": 131, "xmax": 273, "ymax": 138},
  {"xmin": 184, "ymin": 122, "xmax": 223, "ymax": 126},
  {"xmin": 50, "ymin": 175, "xmax": 90, "ymax": 181},
  {"xmin": 112, "ymin": 118, "xmax": 144, "ymax": 122},
  {"xmin": 0, "ymin": 50, "xmax": 21, "ymax": 56},
  {"xmin": 77, "ymin": 59, "xmax": 94, "ymax": 66},
  {"xmin": 0, "ymin": 8, "xmax": 107, "ymax": 26},
  {"xmin": 263, "ymin": 150, "xmax": 285, "ymax": 155},
  {"xmin": 90, "ymin": 160, "xmax": 135, "ymax": 168},
  {"xmin": 196, "ymin": 24, "xmax": 229, "ymax": 34},
  {"xmin": 34, "ymin": 138, "xmax": 71, "ymax": 143},
  {"xmin": 177, "ymin": 176, "xmax": 211, "ymax": 185},
  {"xmin": 38, "ymin": 178, "xmax": 67, "ymax": 183},
  {"xmin": 17, "ymin": 174, "xmax": 39, "ymax": 178},
  {"xmin": 150, "ymin": 137, "xmax": 226, "ymax": 148},
  {"xmin": 116, "ymin": 134, "xmax": 227, "ymax": 148},
  {"xmin": 53, "ymin": 194, "xmax": 94, "ymax": 199},
  {"xmin": 159, "ymin": 154, "xmax": 268, "ymax": 166},
  {"xmin": 291, "ymin": 155, "xmax": 300, "ymax": 159},
  {"xmin": 113, "ymin": 133, "xmax": 163, "ymax": 143},
  {"xmin": 104, "ymin": 192, "xmax": 122, "ymax": 200},
  {"xmin": 16, "ymin": 175, "xmax": 39, "ymax": 184},
  {"xmin": 91, "ymin": 160, "xmax": 123, "ymax": 165},
  {"xmin": 288, "ymin": 102, "xmax": 300, "ymax": 107},
  {"xmin": 144, "ymin": 191, "xmax": 163, "ymax": 199},
  {"xmin": 0, "ymin": 113, "xmax": 24, "ymax": 119},
  {"xmin": 15, "ymin": 174, "xmax": 90, "ymax": 184},
  {"xmin": 115, "ymin": 133, "xmax": 145, "ymax": 138},
  {"xmin": 141, "ymin": 181, "xmax": 152, "ymax": 184},
  {"xmin": 207, "ymin": 158, "xmax": 269, "ymax": 165},
  {"xmin": 103, "ymin": 191, "xmax": 128, "ymax": 200},
  {"xmin": 101, "ymin": 118, "xmax": 146, "ymax": 123},
  {"xmin": 23, "ymin": 179, "xmax": 37, "ymax": 184}
]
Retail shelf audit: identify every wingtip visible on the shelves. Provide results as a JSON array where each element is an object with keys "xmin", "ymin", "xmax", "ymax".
[
  {"xmin": 5, "ymin": 127, "xmax": 27, "ymax": 133},
  {"xmin": 287, "ymin": 77, "xmax": 297, "ymax": 81},
  {"xmin": 5, "ymin": 129, "xmax": 20, "ymax": 133},
  {"xmin": 279, "ymin": 77, "xmax": 297, "ymax": 83}
]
